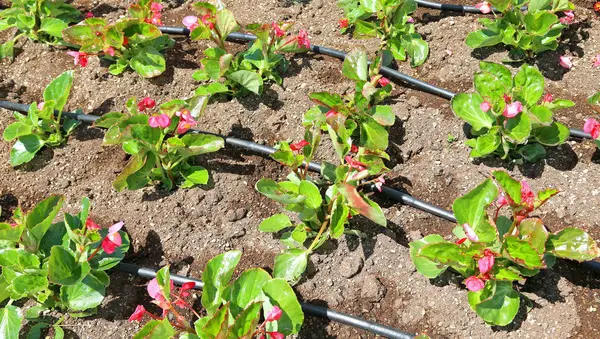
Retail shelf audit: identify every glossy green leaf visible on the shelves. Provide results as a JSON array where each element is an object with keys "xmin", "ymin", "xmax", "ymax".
[
  {"xmin": 492, "ymin": 170, "xmax": 521, "ymax": 205},
  {"xmin": 504, "ymin": 236, "xmax": 545, "ymax": 269},
  {"xmin": 342, "ymin": 49, "xmax": 368, "ymax": 82},
  {"xmin": 59, "ymin": 273, "xmax": 105, "ymax": 311},
  {"xmin": 43, "ymin": 71, "xmax": 73, "ymax": 113},
  {"xmin": 259, "ymin": 214, "xmax": 292, "ymax": 232},
  {"xmin": 133, "ymin": 318, "xmax": 176, "ymax": 339},
  {"xmin": 409, "ymin": 234, "xmax": 448, "ymax": 278},
  {"xmin": 547, "ymin": 228, "xmax": 600, "ymax": 261},
  {"xmin": 451, "ymin": 93, "xmax": 494, "ymax": 132},
  {"xmin": 338, "ymin": 183, "xmax": 386, "ymax": 226},
  {"xmin": 3, "ymin": 122, "xmax": 32, "ymax": 142},
  {"xmin": 223, "ymin": 268, "xmax": 271, "ymax": 318},
  {"xmin": 130, "ymin": 46, "xmax": 166, "ymax": 78},
  {"xmin": 227, "ymin": 70, "xmax": 262, "ymax": 94},
  {"xmin": 329, "ymin": 196, "xmax": 349, "ymax": 239},
  {"xmin": 514, "ymin": 64, "xmax": 544, "ymax": 105},
  {"xmin": 452, "ymin": 178, "xmax": 498, "ymax": 243},
  {"xmin": 518, "ymin": 218, "xmax": 548, "ymax": 253},
  {"xmin": 533, "ymin": 122, "xmax": 569, "ymax": 146},
  {"xmin": 505, "ymin": 113, "xmax": 532, "ymax": 143},
  {"xmin": 39, "ymin": 18, "xmax": 68, "ymax": 38},
  {"xmin": 0, "ymin": 305, "xmax": 22, "ymax": 339},
  {"xmin": 470, "ymin": 281, "xmax": 520, "ymax": 326},
  {"xmin": 228, "ymin": 301, "xmax": 262, "ymax": 338},
  {"xmin": 466, "ymin": 29, "xmax": 503, "ymax": 49},
  {"xmin": 273, "ymin": 249, "xmax": 308, "ymax": 284},
  {"xmin": 262, "ymin": 278, "xmax": 304, "ymax": 335},
  {"xmin": 202, "ymin": 250, "xmax": 242, "ymax": 315},
  {"xmin": 10, "ymin": 134, "xmax": 45, "ymax": 167},
  {"xmin": 360, "ymin": 116, "xmax": 388, "ymax": 151},
  {"xmin": 48, "ymin": 246, "xmax": 91, "ymax": 285},
  {"xmin": 417, "ymin": 242, "xmax": 471, "ymax": 269},
  {"xmin": 215, "ymin": 8, "xmax": 238, "ymax": 38},
  {"xmin": 256, "ymin": 179, "xmax": 305, "ymax": 205},
  {"xmin": 298, "ymin": 180, "xmax": 322, "ymax": 210}
]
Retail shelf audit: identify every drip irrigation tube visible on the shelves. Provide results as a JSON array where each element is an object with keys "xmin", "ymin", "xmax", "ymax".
[
  {"xmin": 115, "ymin": 262, "xmax": 416, "ymax": 339},
  {"xmin": 414, "ymin": 0, "xmax": 528, "ymax": 14},
  {"xmin": 157, "ymin": 27, "xmax": 593, "ymax": 140},
  {"xmin": 2, "ymin": 99, "xmax": 597, "ymax": 272}
]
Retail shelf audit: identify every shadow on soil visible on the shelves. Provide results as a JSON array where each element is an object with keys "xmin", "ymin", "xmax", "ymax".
[{"xmin": 297, "ymin": 299, "xmax": 338, "ymax": 339}]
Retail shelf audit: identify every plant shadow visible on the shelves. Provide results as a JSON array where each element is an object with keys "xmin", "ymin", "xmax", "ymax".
[
  {"xmin": 296, "ymin": 299, "xmax": 337, "ymax": 339},
  {"xmin": 0, "ymin": 192, "xmax": 19, "ymax": 221},
  {"xmin": 17, "ymin": 147, "xmax": 54, "ymax": 172}
]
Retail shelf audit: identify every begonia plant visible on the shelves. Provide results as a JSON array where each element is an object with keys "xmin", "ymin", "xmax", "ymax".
[
  {"xmin": 410, "ymin": 171, "xmax": 599, "ymax": 326},
  {"xmin": 255, "ymin": 49, "xmax": 392, "ymax": 284},
  {"xmin": 452, "ymin": 61, "xmax": 572, "ymax": 162},
  {"xmin": 0, "ymin": 196, "xmax": 129, "ymax": 338},
  {"xmin": 129, "ymin": 250, "xmax": 304, "ymax": 338},
  {"xmin": 61, "ymin": 0, "xmax": 174, "ymax": 78},
  {"xmin": 467, "ymin": 0, "xmax": 575, "ymax": 60},
  {"xmin": 185, "ymin": 1, "xmax": 310, "ymax": 96},
  {"xmin": 3, "ymin": 71, "xmax": 80, "ymax": 167},
  {"xmin": 93, "ymin": 96, "xmax": 224, "ymax": 191},
  {"xmin": 0, "ymin": 0, "xmax": 81, "ymax": 60},
  {"xmin": 584, "ymin": 91, "xmax": 600, "ymax": 149},
  {"xmin": 337, "ymin": 0, "xmax": 428, "ymax": 67}
]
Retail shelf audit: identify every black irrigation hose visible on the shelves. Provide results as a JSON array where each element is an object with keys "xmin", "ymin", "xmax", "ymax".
[
  {"xmin": 415, "ymin": 0, "xmax": 528, "ymax": 14},
  {"xmin": 115, "ymin": 263, "xmax": 416, "ymax": 339},
  {"xmin": 158, "ymin": 27, "xmax": 594, "ymax": 140},
  {"xmin": 2, "ymin": 100, "xmax": 597, "ymax": 272}
]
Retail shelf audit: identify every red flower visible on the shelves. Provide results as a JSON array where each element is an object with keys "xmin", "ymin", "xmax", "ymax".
[
  {"xmin": 455, "ymin": 237, "xmax": 467, "ymax": 245},
  {"xmin": 339, "ymin": 18, "xmax": 349, "ymax": 28},
  {"xmin": 175, "ymin": 110, "xmax": 198, "ymax": 134},
  {"xmin": 66, "ymin": 51, "xmax": 89, "ymax": 67},
  {"xmin": 201, "ymin": 14, "xmax": 215, "ymax": 30},
  {"xmin": 85, "ymin": 12, "xmax": 94, "ymax": 18},
  {"xmin": 595, "ymin": 2, "xmax": 600, "ymax": 13},
  {"xmin": 86, "ymin": 218, "xmax": 101, "ymax": 230},
  {"xmin": 101, "ymin": 222, "xmax": 123, "ymax": 254},
  {"xmin": 326, "ymin": 110, "xmax": 337, "ymax": 118},
  {"xmin": 290, "ymin": 140, "xmax": 309, "ymax": 152},
  {"xmin": 350, "ymin": 144, "xmax": 358, "ymax": 153},
  {"xmin": 123, "ymin": 36, "xmax": 129, "ymax": 46},
  {"xmin": 297, "ymin": 29, "xmax": 310, "ymax": 49},
  {"xmin": 267, "ymin": 333, "xmax": 284, "ymax": 339},
  {"xmin": 377, "ymin": 77, "xmax": 390, "ymax": 87},
  {"xmin": 584, "ymin": 118, "xmax": 600, "ymax": 139},
  {"xmin": 272, "ymin": 22, "xmax": 285, "ymax": 37},
  {"xmin": 265, "ymin": 306, "xmax": 283, "ymax": 322},
  {"xmin": 138, "ymin": 97, "xmax": 156, "ymax": 112},
  {"xmin": 128, "ymin": 305, "xmax": 146, "ymax": 322},
  {"xmin": 345, "ymin": 156, "xmax": 367, "ymax": 171},
  {"xmin": 520, "ymin": 180, "xmax": 535, "ymax": 207},
  {"xmin": 180, "ymin": 281, "xmax": 195, "ymax": 298},
  {"xmin": 541, "ymin": 93, "xmax": 553, "ymax": 104}
]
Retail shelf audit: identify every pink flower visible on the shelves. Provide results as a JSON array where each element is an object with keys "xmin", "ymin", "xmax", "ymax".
[
  {"xmin": 265, "ymin": 306, "xmax": 283, "ymax": 322},
  {"xmin": 272, "ymin": 22, "xmax": 285, "ymax": 37},
  {"xmin": 480, "ymin": 101, "xmax": 492, "ymax": 112},
  {"xmin": 465, "ymin": 276, "xmax": 485, "ymax": 292},
  {"xmin": 478, "ymin": 250, "xmax": 495, "ymax": 274},
  {"xmin": 105, "ymin": 46, "xmax": 115, "ymax": 57},
  {"xmin": 593, "ymin": 54, "xmax": 600, "ymax": 68},
  {"xmin": 326, "ymin": 110, "xmax": 338, "ymax": 118},
  {"xmin": 559, "ymin": 10, "xmax": 574, "ymax": 24},
  {"xmin": 138, "ymin": 97, "xmax": 156, "ymax": 112},
  {"xmin": 183, "ymin": 16, "xmax": 199, "ymax": 31},
  {"xmin": 148, "ymin": 114, "xmax": 171, "ymax": 128},
  {"xmin": 462, "ymin": 223, "xmax": 479, "ymax": 242},
  {"xmin": 201, "ymin": 14, "xmax": 214, "ymax": 30},
  {"xmin": 86, "ymin": 218, "xmax": 101, "ymax": 230},
  {"xmin": 175, "ymin": 110, "xmax": 198, "ymax": 134},
  {"xmin": 541, "ymin": 93, "xmax": 553, "ymax": 104},
  {"xmin": 456, "ymin": 237, "xmax": 467, "ymax": 245},
  {"xmin": 297, "ymin": 29, "xmax": 310, "ymax": 49},
  {"xmin": 290, "ymin": 140, "xmax": 309, "ymax": 152},
  {"xmin": 128, "ymin": 305, "xmax": 146, "ymax": 322},
  {"xmin": 374, "ymin": 175, "xmax": 385, "ymax": 192},
  {"xmin": 350, "ymin": 144, "xmax": 358, "ymax": 153},
  {"xmin": 150, "ymin": 2, "xmax": 163, "ymax": 14},
  {"xmin": 339, "ymin": 18, "xmax": 349, "ymax": 28},
  {"xmin": 345, "ymin": 156, "xmax": 367, "ymax": 171},
  {"xmin": 66, "ymin": 51, "xmax": 89, "ymax": 67},
  {"xmin": 378, "ymin": 77, "xmax": 390, "ymax": 87},
  {"xmin": 559, "ymin": 55, "xmax": 573, "ymax": 69},
  {"xmin": 520, "ymin": 180, "xmax": 535, "ymax": 206},
  {"xmin": 584, "ymin": 118, "xmax": 600, "ymax": 139},
  {"xmin": 475, "ymin": 1, "xmax": 492, "ymax": 14},
  {"xmin": 407, "ymin": 17, "xmax": 415, "ymax": 23},
  {"xmin": 496, "ymin": 193, "xmax": 509, "ymax": 207},
  {"xmin": 37, "ymin": 102, "xmax": 45, "ymax": 110},
  {"xmin": 101, "ymin": 221, "xmax": 123, "ymax": 254},
  {"xmin": 266, "ymin": 333, "xmax": 284, "ymax": 339},
  {"xmin": 147, "ymin": 278, "xmax": 162, "ymax": 299},
  {"xmin": 503, "ymin": 101, "xmax": 523, "ymax": 118},
  {"xmin": 85, "ymin": 12, "xmax": 94, "ymax": 18}
]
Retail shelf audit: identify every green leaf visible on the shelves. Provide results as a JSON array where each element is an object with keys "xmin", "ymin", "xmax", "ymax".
[
  {"xmin": 3, "ymin": 122, "xmax": 32, "ymax": 142},
  {"xmin": 262, "ymin": 278, "xmax": 304, "ymax": 335},
  {"xmin": 528, "ymin": 105, "xmax": 553, "ymax": 126},
  {"xmin": 26, "ymin": 323, "xmax": 49, "ymax": 339},
  {"xmin": 402, "ymin": 34, "xmax": 429, "ymax": 67},
  {"xmin": 26, "ymin": 195, "xmax": 65, "ymax": 242},
  {"xmin": 133, "ymin": 318, "xmax": 176, "ymax": 339},
  {"xmin": 514, "ymin": 64, "xmax": 544, "ymax": 105},
  {"xmin": 11, "ymin": 274, "xmax": 48, "ymax": 296},
  {"xmin": 273, "ymin": 249, "xmax": 308, "ymax": 284},
  {"xmin": 256, "ymin": 179, "xmax": 305, "ymax": 205},
  {"xmin": 371, "ymin": 105, "xmax": 395, "ymax": 126},
  {"xmin": 451, "ymin": 93, "xmax": 494, "ymax": 132},
  {"xmin": 223, "ymin": 268, "xmax": 270, "ymax": 318},
  {"xmin": 61, "ymin": 25, "xmax": 95, "ymax": 46},
  {"xmin": 471, "ymin": 130, "xmax": 501, "ymax": 157},
  {"xmin": 49, "ymin": 246, "xmax": 91, "ymax": 285},
  {"xmin": 89, "ymin": 231, "xmax": 130, "ymax": 271},
  {"xmin": 200, "ymin": 303, "xmax": 229, "ymax": 336},
  {"xmin": 342, "ymin": 49, "xmax": 368, "ymax": 82},
  {"xmin": 298, "ymin": 181, "xmax": 322, "ymax": 210},
  {"xmin": 505, "ymin": 113, "xmax": 532, "ymax": 143},
  {"xmin": 470, "ymin": 281, "xmax": 520, "ymax": 326},
  {"xmin": 519, "ymin": 143, "xmax": 547, "ymax": 162},
  {"xmin": 180, "ymin": 134, "xmax": 225, "ymax": 157},
  {"xmin": 0, "ymin": 40, "xmax": 15, "ymax": 60},
  {"xmin": 504, "ymin": 236, "xmax": 545, "ymax": 269},
  {"xmin": 492, "ymin": 171, "xmax": 522, "ymax": 204},
  {"xmin": 417, "ymin": 242, "xmax": 471, "ymax": 269},
  {"xmin": 329, "ymin": 196, "xmax": 349, "ymax": 239},
  {"xmin": 518, "ymin": 218, "xmax": 548, "ymax": 253},
  {"xmin": 479, "ymin": 61, "xmax": 512, "ymax": 88},
  {"xmin": 547, "ymin": 228, "xmax": 600, "ymax": 261},
  {"xmin": 360, "ymin": 117, "xmax": 388, "ymax": 151},
  {"xmin": 0, "ymin": 305, "xmax": 22, "ymax": 339},
  {"xmin": 201, "ymin": 250, "xmax": 242, "ymax": 315},
  {"xmin": 39, "ymin": 18, "xmax": 68, "ymax": 38},
  {"xmin": 10, "ymin": 135, "xmax": 45, "ymax": 167},
  {"xmin": 529, "ymin": 0, "xmax": 552, "ymax": 11},
  {"xmin": 338, "ymin": 183, "xmax": 386, "ymax": 226},
  {"xmin": 524, "ymin": 12, "xmax": 558, "ymax": 36},
  {"xmin": 309, "ymin": 92, "xmax": 345, "ymax": 108},
  {"xmin": 130, "ymin": 46, "xmax": 166, "ymax": 78},
  {"xmin": 43, "ymin": 71, "xmax": 73, "ymax": 112},
  {"xmin": 228, "ymin": 302, "xmax": 262, "ymax": 338},
  {"xmin": 533, "ymin": 122, "xmax": 569, "ymax": 146},
  {"xmin": 466, "ymin": 29, "xmax": 503, "ymax": 49},
  {"xmin": 259, "ymin": 214, "xmax": 292, "ymax": 232},
  {"xmin": 215, "ymin": 8, "xmax": 239, "ymax": 39},
  {"xmin": 227, "ymin": 70, "xmax": 262, "ymax": 94},
  {"xmin": 409, "ymin": 234, "xmax": 448, "ymax": 278},
  {"xmin": 180, "ymin": 166, "xmax": 209, "ymax": 188},
  {"xmin": 59, "ymin": 273, "xmax": 105, "ymax": 311},
  {"xmin": 452, "ymin": 178, "xmax": 498, "ymax": 243},
  {"xmin": 493, "ymin": 266, "xmax": 523, "ymax": 281}
]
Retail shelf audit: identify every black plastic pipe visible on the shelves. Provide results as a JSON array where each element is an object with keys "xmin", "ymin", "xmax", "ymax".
[
  {"xmin": 115, "ymin": 262, "xmax": 415, "ymax": 339},
  {"xmin": 3, "ymin": 100, "xmax": 597, "ymax": 272},
  {"xmin": 415, "ymin": 0, "xmax": 527, "ymax": 14},
  {"xmin": 157, "ymin": 27, "xmax": 593, "ymax": 140}
]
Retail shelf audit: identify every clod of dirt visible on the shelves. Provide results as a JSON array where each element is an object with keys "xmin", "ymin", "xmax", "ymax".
[
  {"xmin": 361, "ymin": 275, "xmax": 387, "ymax": 302},
  {"xmin": 338, "ymin": 255, "xmax": 364, "ymax": 278}
]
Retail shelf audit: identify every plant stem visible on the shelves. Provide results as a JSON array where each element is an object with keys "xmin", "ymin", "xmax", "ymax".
[
  {"xmin": 86, "ymin": 244, "xmax": 102, "ymax": 262},
  {"xmin": 307, "ymin": 196, "xmax": 337, "ymax": 252}
]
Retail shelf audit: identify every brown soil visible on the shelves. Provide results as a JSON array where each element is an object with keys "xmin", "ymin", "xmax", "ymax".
[{"xmin": 1, "ymin": 0, "xmax": 599, "ymax": 338}]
